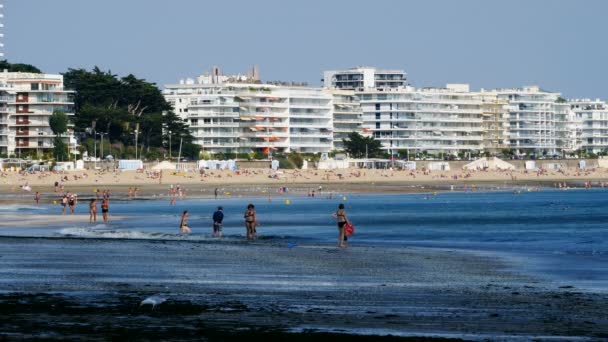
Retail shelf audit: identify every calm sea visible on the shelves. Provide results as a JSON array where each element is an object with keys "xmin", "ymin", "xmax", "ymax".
[{"xmin": 2, "ymin": 189, "xmax": 607, "ymax": 291}]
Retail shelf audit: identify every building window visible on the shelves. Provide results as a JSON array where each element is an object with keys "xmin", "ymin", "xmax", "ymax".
[
  {"xmin": 375, "ymin": 104, "xmax": 381, "ymax": 110},
  {"xmin": 31, "ymin": 83, "xmax": 39, "ymax": 90},
  {"xmin": 17, "ymin": 94, "xmax": 24, "ymax": 100},
  {"xmin": 376, "ymin": 113, "xmax": 381, "ymax": 120},
  {"xmin": 376, "ymin": 122, "xmax": 380, "ymax": 129}
]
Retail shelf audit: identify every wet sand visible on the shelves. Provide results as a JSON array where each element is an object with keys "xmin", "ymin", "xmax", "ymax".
[{"xmin": 1, "ymin": 237, "xmax": 606, "ymax": 340}]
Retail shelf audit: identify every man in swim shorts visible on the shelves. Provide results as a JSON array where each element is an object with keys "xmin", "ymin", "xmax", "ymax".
[{"xmin": 212, "ymin": 206, "xmax": 224, "ymax": 238}]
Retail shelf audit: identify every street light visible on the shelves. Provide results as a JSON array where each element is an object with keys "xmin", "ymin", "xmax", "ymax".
[{"xmin": 168, "ymin": 130, "xmax": 172, "ymax": 160}]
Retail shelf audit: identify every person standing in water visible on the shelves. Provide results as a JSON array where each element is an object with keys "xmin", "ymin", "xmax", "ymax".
[
  {"xmin": 332, "ymin": 203, "xmax": 349, "ymax": 248},
  {"xmin": 212, "ymin": 206, "xmax": 224, "ymax": 238},
  {"xmin": 244, "ymin": 203, "xmax": 257, "ymax": 240},
  {"xmin": 34, "ymin": 192, "xmax": 41, "ymax": 205},
  {"xmin": 89, "ymin": 198, "xmax": 97, "ymax": 223},
  {"xmin": 101, "ymin": 197, "xmax": 109, "ymax": 223},
  {"xmin": 179, "ymin": 210, "xmax": 191, "ymax": 234}
]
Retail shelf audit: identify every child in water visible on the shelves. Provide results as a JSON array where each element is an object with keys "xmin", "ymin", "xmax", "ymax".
[{"xmin": 180, "ymin": 210, "xmax": 191, "ymax": 234}]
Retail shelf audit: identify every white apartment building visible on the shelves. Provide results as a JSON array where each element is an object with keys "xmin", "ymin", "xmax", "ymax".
[
  {"xmin": 483, "ymin": 86, "xmax": 570, "ymax": 157},
  {"xmin": 329, "ymin": 89, "xmax": 362, "ymax": 150},
  {"xmin": 359, "ymin": 84, "xmax": 485, "ymax": 157},
  {"xmin": 163, "ymin": 72, "xmax": 333, "ymax": 155},
  {"xmin": 570, "ymin": 99, "xmax": 608, "ymax": 154},
  {"xmin": 0, "ymin": 71, "xmax": 75, "ymax": 157},
  {"xmin": 288, "ymin": 87, "xmax": 333, "ymax": 153},
  {"xmin": 323, "ymin": 67, "xmax": 406, "ymax": 90}
]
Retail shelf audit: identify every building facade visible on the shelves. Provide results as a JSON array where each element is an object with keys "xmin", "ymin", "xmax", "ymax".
[
  {"xmin": 359, "ymin": 84, "xmax": 485, "ymax": 158},
  {"xmin": 484, "ymin": 86, "xmax": 570, "ymax": 157},
  {"xmin": 323, "ymin": 67, "xmax": 406, "ymax": 90},
  {"xmin": 163, "ymin": 73, "xmax": 333, "ymax": 154},
  {"xmin": 0, "ymin": 72, "xmax": 75, "ymax": 157},
  {"xmin": 329, "ymin": 89, "xmax": 362, "ymax": 150},
  {"xmin": 570, "ymin": 99, "xmax": 608, "ymax": 154}
]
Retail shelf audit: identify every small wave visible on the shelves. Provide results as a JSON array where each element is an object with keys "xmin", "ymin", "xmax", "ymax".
[
  {"xmin": 59, "ymin": 227, "xmax": 193, "ymax": 240},
  {"xmin": 0, "ymin": 204, "xmax": 47, "ymax": 212},
  {"xmin": 57, "ymin": 227, "xmax": 306, "ymax": 243}
]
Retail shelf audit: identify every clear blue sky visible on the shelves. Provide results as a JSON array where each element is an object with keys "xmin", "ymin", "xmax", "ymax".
[{"xmin": 5, "ymin": 0, "xmax": 607, "ymax": 99}]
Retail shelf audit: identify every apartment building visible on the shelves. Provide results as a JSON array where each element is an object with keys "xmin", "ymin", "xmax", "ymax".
[
  {"xmin": 323, "ymin": 67, "xmax": 406, "ymax": 90},
  {"xmin": 570, "ymin": 99, "xmax": 608, "ymax": 154},
  {"xmin": 288, "ymin": 87, "xmax": 333, "ymax": 153},
  {"xmin": 163, "ymin": 71, "xmax": 333, "ymax": 154},
  {"xmin": 359, "ymin": 84, "xmax": 485, "ymax": 157},
  {"xmin": 483, "ymin": 86, "xmax": 571, "ymax": 157},
  {"xmin": 479, "ymin": 93, "xmax": 510, "ymax": 155},
  {"xmin": 0, "ymin": 71, "xmax": 75, "ymax": 157},
  {"xmin": 329, "ymin": 89, "xmax": 362, "ymax": 150}
]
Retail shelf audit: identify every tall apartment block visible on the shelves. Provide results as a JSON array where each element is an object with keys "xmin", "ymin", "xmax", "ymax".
[
  {"xmin": 163, "ymin": 68, "xmax": 333, "ymax": 154},
  {"xmin": 482, "ymin": 86, "xmax": 571, "ymax": 157},
  {"xmin": 0, "ymin": 71, "xmax": 75, "ymax": 157},
  {"xmin": 570, "ymin": 99, "xmax": 608, "ymax": 154},
  {"xmin": 359, "ymin": 84, "xmax": 485, "ymax": 157},
  {"xmin": 329, "ymin": 89, "xmax": 362, "ymax": 150}
]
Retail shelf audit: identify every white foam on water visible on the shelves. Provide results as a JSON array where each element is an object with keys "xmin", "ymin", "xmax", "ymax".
[
  {"xmin": 0, "ymin": 204, "xmax": 47, "ymax": 212},
  {"xmin": 58, "ymin": 227, "xmax": 212, "ymax": 241}
]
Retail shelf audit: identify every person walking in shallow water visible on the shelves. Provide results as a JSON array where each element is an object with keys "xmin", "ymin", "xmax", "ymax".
[
  {"xmin": 179, "ymin": 210, "xmax": 191, "ymax": 234},
  {"xmin": 244, "ymin": 204, "xmax": 257, "ymax": 240},
  {"xmin": 89, "ymin": 198, "xmax": 97, "ymax": 223},
  {"xmin": 213, "ymin": 206, "xmax": 224, "ymax": 238},
  {"xmin": 333, "ymin": 203, "xmax": 349, "ymax": 248},
  {"xmin": 101, "ymin": 198, "xmax": 109, "ymax": 223}
]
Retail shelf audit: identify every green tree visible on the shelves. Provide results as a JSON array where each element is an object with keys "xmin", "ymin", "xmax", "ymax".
[
  {"xmin": 0, "ymin": 60, "xmax": 41, "ymax": 73},
  {"xmin": 49, "ymin": 111, "xmax": 69, "ymax": 161},
  {"xmin": 63, "ymin": 67, "xmax": 198, "ymax": 159},
  {"xmin": 49, "ymin": 110, "xmax": 68, "ymax": 135},
  {"xmin": 53, "ymin": 137, "xmax": 68, "ymax": 161},
  {"xmin": 342, "ymin": 132, "xmax": 384, "ymax": 158}
]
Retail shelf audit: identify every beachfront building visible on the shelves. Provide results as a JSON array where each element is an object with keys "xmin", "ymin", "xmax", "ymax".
[
  {"xmin": 0, "ymin": 71, "xmax": 75, "ymax": 157},
  {"xmin": 479, "ymin": 93, "xmax": 510, "ymax": 155},
  {"xmin": 329, "ymin": 89, "xmax": 362, "ymax": 150},
  {"xmin": 358, "ymin": 84, "xmax": 485, "ymax": 158},
  {"xmin": 288, "ymin": 87, "xmax": 333, "ymax": 153},
  {"xmin": 164, "ymin": 69, "xmax": 333, "ymax": 155},
  {"xmin": 481, "ymin": 86, "xmax": 571, "ymax": 158},
  {"xmin": 569, "ymin": 99, "xmax": 608, "ymax": 154},
  {"xmin": 323, "ymin": 67, "xmax": 406, "ymax": 90}
]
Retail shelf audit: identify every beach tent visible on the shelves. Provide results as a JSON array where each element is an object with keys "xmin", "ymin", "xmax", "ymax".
[
  {"xmin": 543, "ymin": 163, "xmax": 562, "ymax": 170},
  {"xmin": 428, "ymin": 162, "xmax": 450, "ymax": 171},
  {"xmin": 525, "ymin": 161, "xmax": 537, "ymax": 170},
  {"xmin": 151, "ymin": 161, "xmax": 177, "ymax": 170},
  {"xmin": 579, "ymin": 160, "xmax": 586, "ymax": 169},
  {"xmin": 463, "ymin": 157, "xmax": 515, "ymax": 170},
  {"xmin": 118, "ymin": 160, "xmax": 143, "ymax": 170},
  {"xmin": 271, "ymin": 159, "xmax": 279, "ymax": 170}
]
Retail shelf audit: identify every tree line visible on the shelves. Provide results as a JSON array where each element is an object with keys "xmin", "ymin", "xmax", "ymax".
[{"xmin": 2, "ymin": 60, "xmax": 199, "ymax": 160}]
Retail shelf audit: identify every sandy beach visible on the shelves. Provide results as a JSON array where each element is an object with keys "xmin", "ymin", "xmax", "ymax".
[
  {"xmin": 1, "ymin": 236, "xmax": 606, "ymax": 341},
  {"xmin": 2, "ymin": 166, "xmax": 608, "ymax": 198}
]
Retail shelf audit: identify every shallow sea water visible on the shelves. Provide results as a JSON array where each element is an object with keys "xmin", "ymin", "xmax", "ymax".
[{"xmin": 1, "ymin": 189, "xmax": 607, "ymax": 291}]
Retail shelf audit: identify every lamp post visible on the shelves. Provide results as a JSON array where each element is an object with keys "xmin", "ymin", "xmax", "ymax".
[
  {"xmin": 168, "ymin": 130, "xmax": 172, "ymax": 160},
  {"xmin": 94, "ymin": 129, "xmax": 97, "ymax": 169},
  {"xmin": 134, "ymin": 129, "xmax": 139, "ymax": 160}
]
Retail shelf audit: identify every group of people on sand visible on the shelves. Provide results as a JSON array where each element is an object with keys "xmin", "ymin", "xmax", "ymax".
[{"xmin": 178, "ymin": 203, "xmax": 352, "ymax": 248}]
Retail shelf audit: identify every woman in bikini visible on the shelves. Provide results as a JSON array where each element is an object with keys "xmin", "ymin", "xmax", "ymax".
[
  {"xmin": 332, "ymin": 203, "xmax": 349, "ymax": 248},
  {"xmin": 244, "ymin": 204, "xmax": 257, "ymax": 240},
  {"xmin": 179, "ymin": 210, "xmax": 191, "ymax": 234}
]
